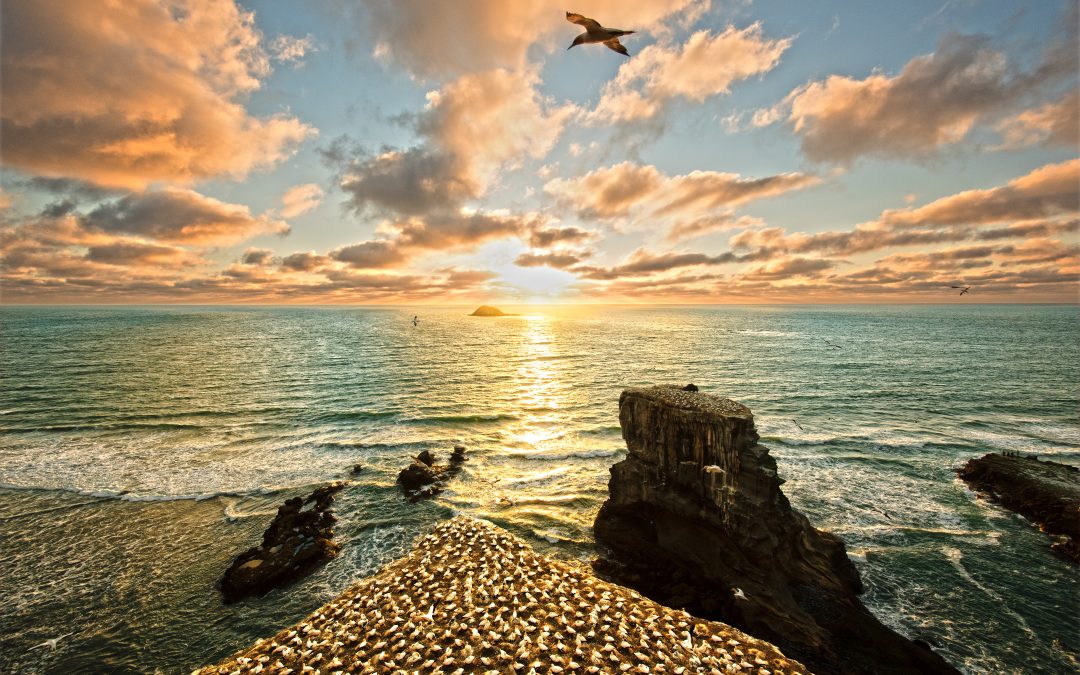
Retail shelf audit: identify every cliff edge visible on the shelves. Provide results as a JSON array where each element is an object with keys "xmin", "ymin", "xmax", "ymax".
[{"xmin": 593, "ymin": 385, "xmax": 958, "ymax": 675}]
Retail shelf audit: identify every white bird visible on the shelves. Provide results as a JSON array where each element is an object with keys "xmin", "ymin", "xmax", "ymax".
[
  {"xmin": 731, "ymin": 588, "xmax": 747, "ymax": 601},
  {"xmin": 566, "ymin": 12, "xmax": 636, "ymax": 56},
  {"xmin": 30, "ymin": 633, "xmax": 71, "ymax": 651}
]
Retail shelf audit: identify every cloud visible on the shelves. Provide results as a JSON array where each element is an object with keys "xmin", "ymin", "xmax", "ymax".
[
  {"xmin": 86, "ymin": 242, "xmax": 201, "ymax": 267},
  {"xmin": 666, "ymin": 213, "xmax": 765, "ymax": 243},
  {"xmin": 331, "ymin": 210, "xmax": 547, "ymax": 269},
  {"xmin": 279, "ymin": 183, "xmax": 325, "ymax": 218},
  {"xmin": 995, "ymin": 88, "xmax": 1079, "ymax": 149},
  {"xmin": 544, "ymin": 162, "xmax": 818, "ymax": 228},
  {"xmin": 359, "ymin": 0, "xmax": 702, "ymax": 80},
  {"xmin": 0, "ymin": 0, "xmax": 315, "ymax": 189},
  {"xmin": 335, "ymin": 69, "xmax": 573, "ymax": 216},
  {"xmin": 773, "ymin": 24, "xmax": 1078, "ymax": 164},
  {"xmin": 241, "ymin": 248, "xmax": 275, "ymax": 265},
  {"xmin": 86, "ymin": 188, "xmax": 289, "ymax": 245},
  {"xmin": 514, "ymin": 251, "xmax": 590, "ymax": 269},
  {"xmin": 527, "ymin": 225, "xmax": 595, "ymax": 248},
  {"xmin": 573, "ymin": 247, "xmax": 757, "ymax": 280},
  {"xmin": 270, "ymin": 34, "xmax": 316, "ymax": 65},
  {"xmin": 588, "ymin": 24, "xmax": 793, "ymax": 125},
  {"xmin": 281, "ymin": 251, "xmax": 331, "ymax": 272},
  {"xmin": 730, "ymin": 159, "xmax": 1080, "ymax": 256}
]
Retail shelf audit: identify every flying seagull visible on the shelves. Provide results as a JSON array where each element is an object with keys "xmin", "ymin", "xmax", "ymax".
[
  {"xmin": 566, "ymin": 12, "xmax": 635, "ymax": 56},
  {"xmin": 30, "ymin": 633, "xmax": 71, "ymax": 651},
  {"xmin": 821, "ymin": 338, "xmax": 842, "ymax": 350},
  {"xmin": 950, "ymin": 285, "xmax": 971, "ymax": 296}
]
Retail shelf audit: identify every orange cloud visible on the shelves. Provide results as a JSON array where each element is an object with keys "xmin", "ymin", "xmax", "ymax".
[
  {"xmin": 86, "ymin": 188, "xmax": 289, "ymax": 245},
  {"xmin": 361, "ymin": 0, "xmax": 702, "ymax": 79},
  {"xmin": 0, "ymin": 0, "xmax": 315, "ymax": 189},
  {"xmin": 588, "ymin": 24, "xmax": 792, "ymax": 125},
  {"xmin": 544, "ymin": 162, "xmax": 818, "ymax": 230},
  {"xmin": 279, "ymin": 183, "xmax": 325, "ymax": 218},
  {"xmin": 774, "ymin": 25, "xmax": 1078, "ymax": 164},
  {"xmin": 336, "ymin": 69, "xmax": 573, "ymax": 216},
  {"xmin": 995, "ymin": 88, "xmax": 1079, "ymax": 150}
]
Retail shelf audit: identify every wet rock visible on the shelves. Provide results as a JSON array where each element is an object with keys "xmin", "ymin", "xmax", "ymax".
[
  {"xmin": 350, "ymin": 463, "xmax": 364, "ymax": 475},
  {"xmin": 593, "ymin": 385, "xmax": 958, "ymax": 675},
  {"xmin": 219, "ymin": 483, "xmax": 344, "ymax": 603},
  {"xmin": 397, "ymin": 447, "xmax": 467, "ymax": 501},
  {"xmin": 682, "ymin": 383, "xmax": 699, "ymax": 392},
  {"xmin": 958, "ymin": 452, "xmax": 1079, "ymax": 563}
]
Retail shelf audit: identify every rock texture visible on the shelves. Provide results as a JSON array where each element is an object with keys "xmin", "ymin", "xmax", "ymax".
[
  {"xmin": 594, "ymin": 385, "xmax": 958, "ymax": 675},
  {"xmin": 220, "ymin": 483, "xmax": 343, "ymax": 603},
  {"xmin": 958, "ymin": 452, "xmax": 1080, "ymax": 563},
  {"xmin": 397, "ymin": 446, "xmax": 468, "ymax": 501},
  {"xmin": 470, "ymin": 305, "xmax": 516, "ymax": 317},
  {"xmin": 197, "ymin": 516, "xmax": 810, "ymax": 675}
]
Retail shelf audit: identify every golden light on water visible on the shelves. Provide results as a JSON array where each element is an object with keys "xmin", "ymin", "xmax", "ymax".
[{"xmin": 506, "ymin": 315, "xmax": 566, "ymax": 455}]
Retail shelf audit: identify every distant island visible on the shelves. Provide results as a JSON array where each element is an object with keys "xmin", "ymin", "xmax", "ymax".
[{"xmin": 469, "ymin": 305, "xmax": 517, "ymax": 317}]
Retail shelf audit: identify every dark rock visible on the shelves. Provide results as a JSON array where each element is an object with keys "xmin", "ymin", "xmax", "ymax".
[
  {"xmin": 397, "ymin": 446, "xmax": 468, "ymax": 501},
  {"xmin": 220, "ymin": 483, "xmax": 344, "ymax": 603},
  {"xmin": 416, "ymin": 449, "xmax": 436, "ymax": 467},
  {"xmin": 682, "ymin": 383, "xmax": 698, "ymax": 392},
  {"xmin": 350, "ymin": 463, "xmax": 364, "ymax": 475},
  {"xmin": 469, "ymin": 305, "xmax": 517, "ymax": 317},
  {"xmin": 958, "ymin": 452, "xmax": 1079, "ymax": 563},
  {"xmin": 593, "ymin": 385, "xmax": 959, "ymax": 675}
]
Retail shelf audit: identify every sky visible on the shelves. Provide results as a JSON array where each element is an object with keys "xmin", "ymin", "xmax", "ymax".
[{"xmin": 1, "ymin": 0, "xmax": 1077, "ymax": 304}]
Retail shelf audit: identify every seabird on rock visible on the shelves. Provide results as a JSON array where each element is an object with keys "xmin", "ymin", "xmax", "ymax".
[{"xmin": 566, "ymin": 12, "xmax": 636, "ymax": 56}]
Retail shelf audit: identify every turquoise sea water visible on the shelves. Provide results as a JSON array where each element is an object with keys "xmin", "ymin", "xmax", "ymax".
[{"xmin": 0, "ymin": 304, "xmax": 1077, "ymax": 674}]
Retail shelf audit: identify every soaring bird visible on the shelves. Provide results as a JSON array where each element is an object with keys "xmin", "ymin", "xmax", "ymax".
[
  {"xmin": 566, "ymin": 12, "xmax": 635, "ymax": 56},
  {"xmin": 950, "ymin": 285, "xmax": 971, "ymax": 295}
]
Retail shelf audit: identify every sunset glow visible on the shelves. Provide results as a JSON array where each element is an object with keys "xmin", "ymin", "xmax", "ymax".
[{"xmin": 1, "ymin": 1, "xmax": 1077, "ymax": 304}]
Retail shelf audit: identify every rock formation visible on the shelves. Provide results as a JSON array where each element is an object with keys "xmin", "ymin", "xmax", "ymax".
[
  {"xmin": 220, "ymin": 483, "xmax": 343, "ymax": 603},
  {"xmin": 197, "ymin": 516, "xmax": 810, "ymax": 675},
  {"xmin": 469, "ymin": 305, "xmax": 516, "ymax": 317},
  {"xmin": 397, "ymin": 445, "xmax": 467, "ymax": 500},
  {"xmin": 594, "ymin": 385, "xmax": 958, "ymax": 674},
  {"xmin": 958, "ymin": 452, "xmax": 1079, "ymax": 563}
]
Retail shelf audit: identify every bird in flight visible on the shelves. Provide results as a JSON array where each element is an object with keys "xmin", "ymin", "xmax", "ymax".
[
  {"xmin": 30, "ymin": 633, "xmax": 71, "ymax": 651},
  {"xmin": 950, "ymin": 285, "xmax": 971, "ymax": 295},
  {"xmin": 566, "ymin": 12, "xmax": 636, "ymax": 56},
  {"xmin": 821, "ymin": 338, "xmax": 842, "ymax": 350}
]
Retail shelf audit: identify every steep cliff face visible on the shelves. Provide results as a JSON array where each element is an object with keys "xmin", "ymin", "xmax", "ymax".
[{"xmin": 594, "ymin": 385, "xmax": 958, "ymax": 675}]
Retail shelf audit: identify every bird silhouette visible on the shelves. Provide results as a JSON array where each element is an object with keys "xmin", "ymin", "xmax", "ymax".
[
  {"xmin": 821, "ymin": 338, "xmax": 842, "ymax": 350},
  {"xmin": 950, "ymin": 285, "xmax": 971, "ymax": 296},
  {"xmin": 566, "ymin": 12, "xmax": 635, "ymax": 56}
]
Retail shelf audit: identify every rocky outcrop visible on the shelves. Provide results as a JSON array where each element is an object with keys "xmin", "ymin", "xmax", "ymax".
[
  {"xmin": 397, "ymin": 445, "xmax": 467, "ymax": 500},
  {"xmin": 958, "ymin": 452, "xmax": 1080, "ymax": 563},
  {"xmin": 220, "ymin": 483, "xmax": 343, "ymax": 603},
  {"xmin": 469, "ymin": 305, "xmax": 516, "ymax": 317},
  {"xmin": 197, "ymin": 517, "xmax": 809, "ymax": 675},
  {"xmin": 594, "ymin": 385, "xmax": 958, "ymax": 674}
]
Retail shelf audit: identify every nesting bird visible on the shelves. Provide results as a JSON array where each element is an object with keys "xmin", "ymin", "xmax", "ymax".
[{"xmin": 195, "ymin": 516, "xmax": 808, "ymax": 674}]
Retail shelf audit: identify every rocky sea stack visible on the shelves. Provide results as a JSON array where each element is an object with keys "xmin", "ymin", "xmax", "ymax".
[
  {"xmin": 958, "ymin": 452, "xmax": 1080, "ymax": 563},
  {"xmin": 469, "ymin": 305, "xmax": 516, "ymax": 317},
  {"xmin": 593, "ymin": 385, "xmax": 958, "ymax": 674},
  {"xmin": 219, "ymin": 483, "xmax": 343, "ymax": 603}
]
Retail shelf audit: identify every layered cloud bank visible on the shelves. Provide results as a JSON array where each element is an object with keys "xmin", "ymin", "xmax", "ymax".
[{"xmin": 1, "ymin": 1, "xmax": 1076, "ymax": 303}]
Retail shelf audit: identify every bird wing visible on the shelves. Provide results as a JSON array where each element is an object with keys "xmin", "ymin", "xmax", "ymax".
[
  {"xmin": 950, "ymin": 285, "xmax": 964, "ymax": 288},
  {"xmin": 604, "ymin": 37, "xmax": 630, "ymax": 56},
  {"xmin": 566, "ymin": 12, "xmax": 602, "ymax": 31}
]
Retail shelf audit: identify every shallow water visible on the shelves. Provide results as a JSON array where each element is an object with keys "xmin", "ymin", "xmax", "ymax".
[{"xmin": 0, "ymin": 304, "xmax": 1077, "ymax": 673}]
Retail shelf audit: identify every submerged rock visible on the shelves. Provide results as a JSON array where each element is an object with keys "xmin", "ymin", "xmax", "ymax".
[
  {"xmin": 469, "ymin": 305, "xmax": 516, "ymax": 317},
  {"xmin": 958, "ymin": 452, "xmax": 1079, "ymax": 563},
  {"xmin": 593, "ymin": 384, "xmax": 958, "ymax": 674},
  {"xmin": 219, "ymin": 483, "xmax": 343, "ymax": 603},
  {"xmin": 196, "ymin": 516, "xmax": 810, "ymax": 675},
  {"xmin": 397, "ymin": 446, "xmax": 467, "ymax": 501}
]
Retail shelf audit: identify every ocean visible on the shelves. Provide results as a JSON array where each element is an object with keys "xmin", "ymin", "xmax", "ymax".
[{"xmin": 0, "ymin": 304, "xmax": 1077, "ymax": 674}]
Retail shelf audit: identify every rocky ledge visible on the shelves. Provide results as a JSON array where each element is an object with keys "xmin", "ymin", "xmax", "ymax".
[
  {"xmin": 197, "ymin": 516, "xmax": 809, "ymax": 675},
  {"xmin": 593, "ymin": 385, "xmax": 958, "ymax": 675},
  {"xmin": 397, "ymin": 446, "xmax": 467, "ymax": 501},
  {"xmin": 958, "ymin": 452, "xmax": 1080, "ymax": 563},
  {"xmin": 220, "ymin": 483, "xmax": 343, "ymax": 603}
]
